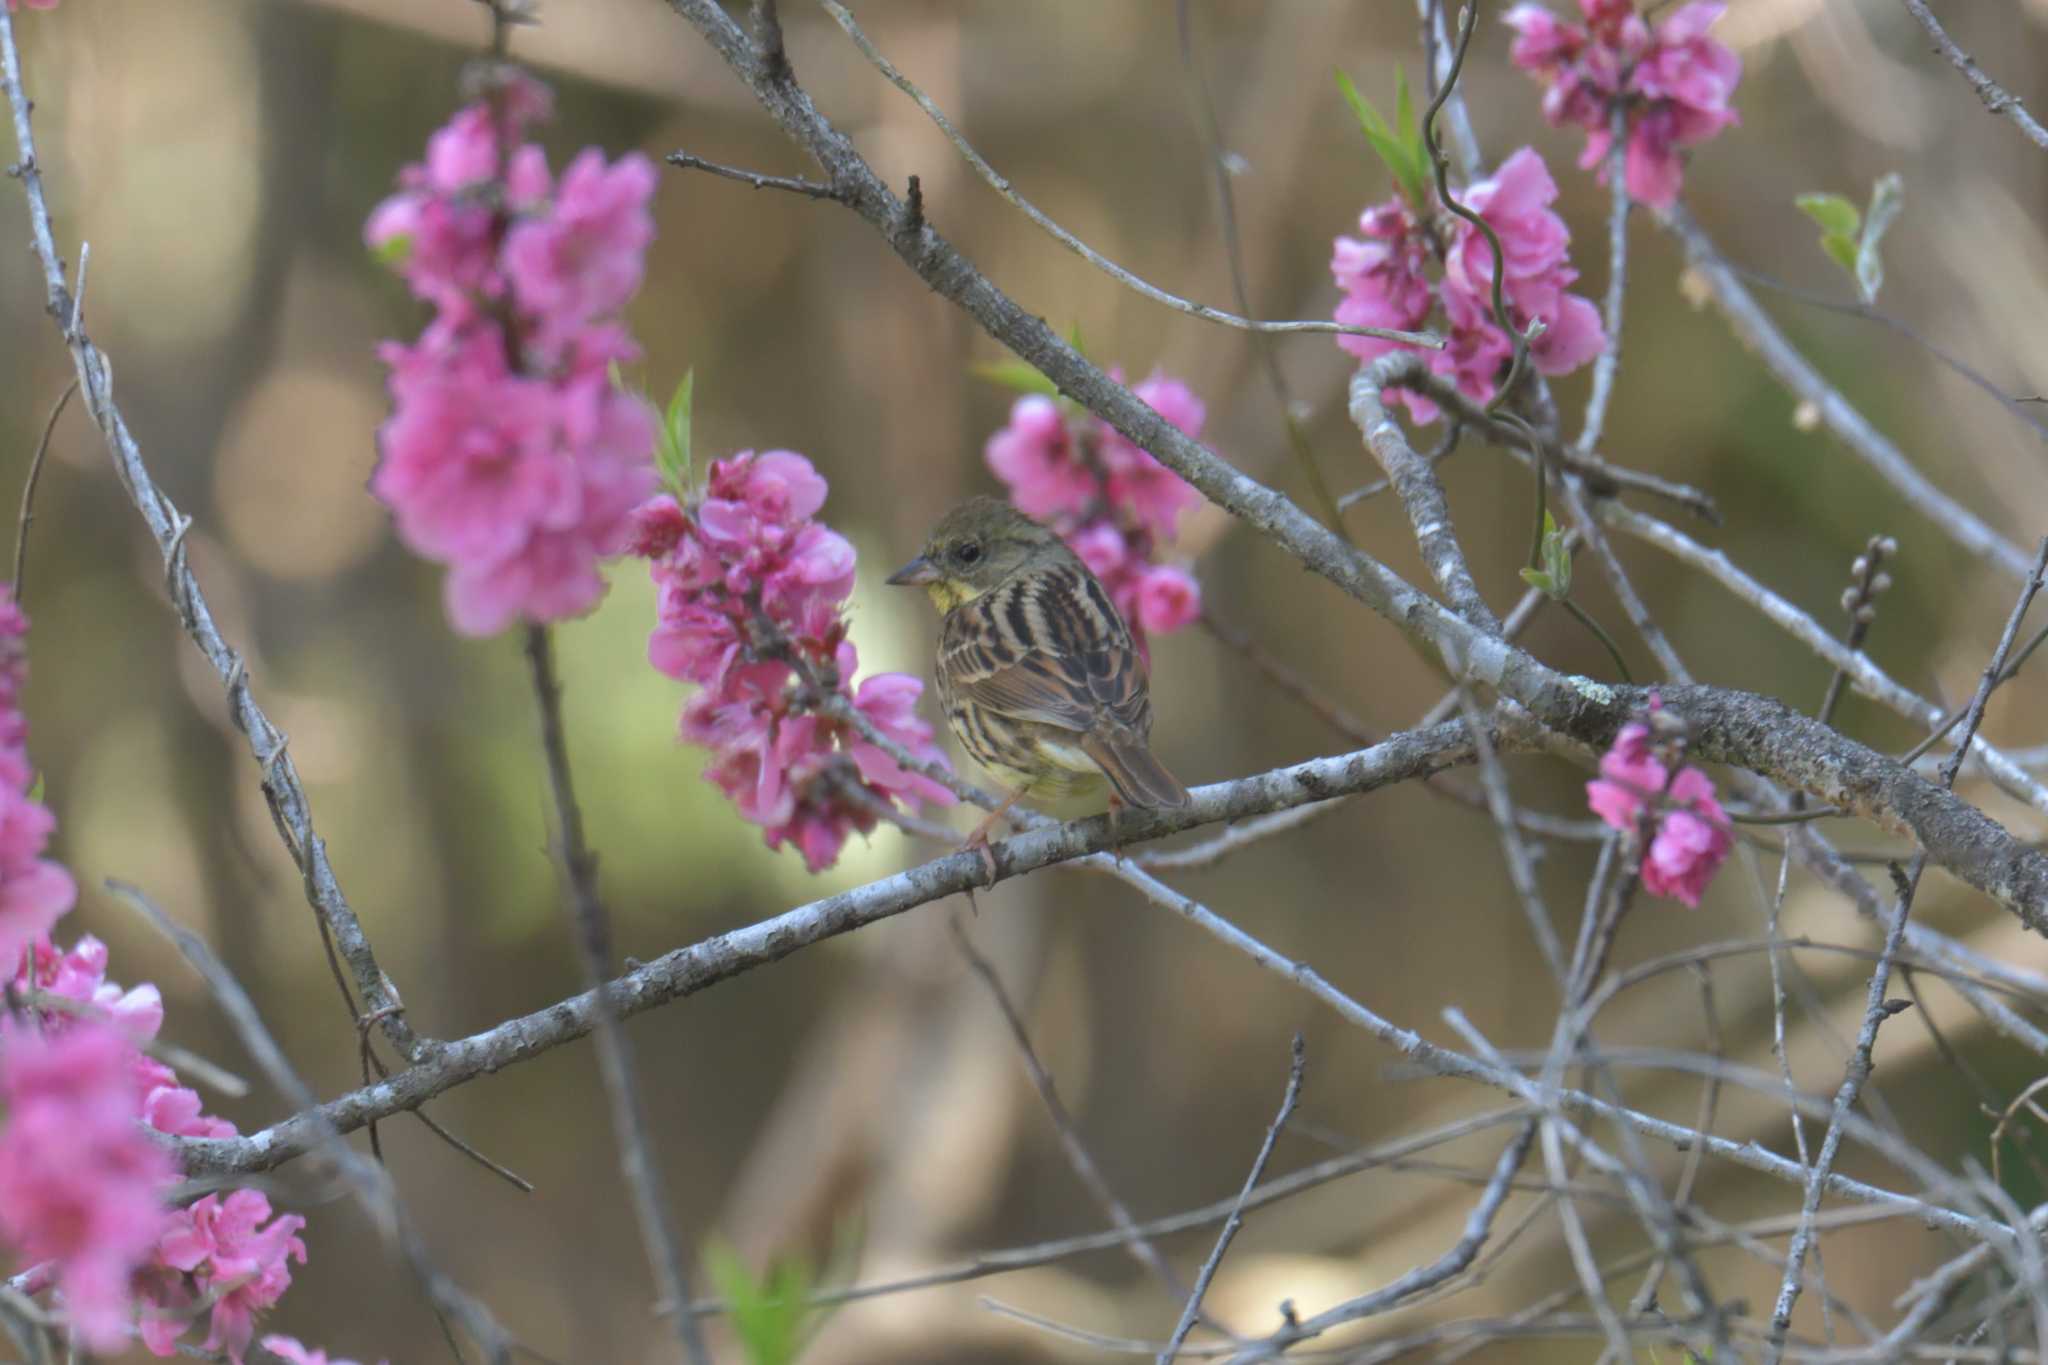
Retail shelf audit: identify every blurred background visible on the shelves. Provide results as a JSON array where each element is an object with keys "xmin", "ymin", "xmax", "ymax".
[{"xmin": 4, "ymin": 0, "xmax": 2048, "ymax": 1359}]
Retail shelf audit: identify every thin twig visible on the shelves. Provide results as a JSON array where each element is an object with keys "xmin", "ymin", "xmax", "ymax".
[
  {"xmin": 664, "ymin": 150, "xmax": 840, "ymax": 199},
  {"xmin": 1454, "ymin": 688, "xmax": 1566, "ymax": 992},
  {"xmin": 1767, "ymin": 536, "xmax": 2048, "ymax": 1356},
  {"xmin": 12, "ymin": 377, "xmax": 72, "ymax": 603},
  {"xmin": 1660, "ymin": 202, "xmax": 2035, "ymax": 581},
  {"xmin": 1600, "ymin": 499, "xmax": 2048, "ymax": 816},
  {"xmin": 1900, "ymin": 0, "xmax": 2048, "ymax": 153},
  {"xmin": 948, "ymin": 915, "xmax": 1197, "ymax": 1315},
  {"xmin": 1226, "ymin": 1122, "xmax": 1539, "ymax": 1363},
  {"xmin": 521, "ymin": 626, "xmax": 710, "ymax": 1365},
  {"xmin": 812, "ymin": 1, "xmax": 1439, "ymax": 348},
  {"xmin": 678, "ymin": 1107, "xmax": 1533, "ymax": 1319},
  {"xmin": 1159, "ymin": 1035, "xmax": 1305, "ymax": 1364},
  {"xmin": 0, "ymin": 10, "xmax": 427, "ymax": 1063},
  {"xmin": 1719, "ymin": 254, "xmax": 2048, "ymax": 446},
  {"xmin": 1174, "ymin": 0, "xmax": 1351, "ymax": 534}
]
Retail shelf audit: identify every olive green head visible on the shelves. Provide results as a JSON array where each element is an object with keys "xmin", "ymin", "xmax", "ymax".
[{"xmin": 885, "ymin": 497, "xmax": 1071, "ymax": 611}]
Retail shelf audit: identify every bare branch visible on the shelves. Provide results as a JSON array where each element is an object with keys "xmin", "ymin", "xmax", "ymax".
[
  {"xmin": 178, "ymin": 722, "xmax": 1501, "ymax": 1176},
  {"xmin": 948, "ymin": 916, "xmax": 1195, "ymax": 1315},
  {"xmin": 664, "ymin": 149, "xmax": 841, "ymax": 200},
  {"xmin": 522, "ymin": 626, "xmax": 709, "ymax": 1365},
  {"xmin": 1601, "ymin": 499, "xmax": 2048, "ymax": 816},
  {"xmin": 1900, "ymin": 0, "xmax": 2048, "ymax": 153},
  {"xmin": 0, "ymin": 12, "xmax": 428, "ymax": 1063},
  {"xmin": 1161, "ymin": 1035, "xmax": 1305, "ymax": 1364},
  {"xmin": 811, "ymin": 1, "xmax": 1441, "ymax": 348},
  {"xmin": 1659, "ymin": 202, "xmax": 2035, "ymax": 581},
  {"xmin": 1350, "ymin": 356, "xmax": 1502, "ymax": 634}
]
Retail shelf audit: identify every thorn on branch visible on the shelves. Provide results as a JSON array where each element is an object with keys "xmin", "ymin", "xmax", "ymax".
[{"xmin": 901, "ymin": 173, "xmax": 926, "ymax": 240}]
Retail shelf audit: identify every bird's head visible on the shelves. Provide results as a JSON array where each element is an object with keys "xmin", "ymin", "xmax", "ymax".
[{"xmin": 885, "ymin": 496, "xmax": 1068, "ymax": 611}]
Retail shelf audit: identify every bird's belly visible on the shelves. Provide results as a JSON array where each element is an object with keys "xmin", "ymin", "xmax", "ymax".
[{"xmin": 944, "ymin": 703, "xmax": 1106, "ymax": 802}]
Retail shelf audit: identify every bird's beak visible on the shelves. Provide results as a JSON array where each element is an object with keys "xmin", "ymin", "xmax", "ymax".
[{"xmin": 885, "ymin": 555, "xmax": 940, "ymax": 587}]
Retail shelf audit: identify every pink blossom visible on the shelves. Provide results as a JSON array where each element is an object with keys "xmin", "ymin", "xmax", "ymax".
[
  {"xmin": 16, "ymin": 935, "xmax": 164, "ymax": 1043},
  {"xmin": 1098, "ymin": 375, "xmax": 1206, "ymax": 541},
  {"xmin": 0, "ymin": 792, "xmax": 74, "ymax": 978},
  {"xmin": 1069, "ymin": 522, "xmax": 1129, "ymax": 579},
  {"xmin": 1332, "ymin": 200, "xmax": 1438, "ymax": 371},
  {"xmin": 639, "ymin": 452, "xmax": 957, "ymax": 871},
  {"xmin": 1505, "ymin": 0, "xmax": 1741, "ymax": 209},
  {"xmin": 0, "ymin": 1020, "xmax": 174, "ymax": 1353},
  {"xmin": 1642, "ymin": 768, "xmax": 1733, "ymax": 907},
  {"xmin": 261, "ymin": 1338, "xmax": 383, "ymax": 1365},
  {"xmin": 141, "ymin": 1190, "xmax": 307, "ymax": 1363},
  {"xmin": 1584, "ymin": 721, "xmax": 1663, "ymax": 828},
  {"xmin": 984, "ymin": 396, "xmax": 1095, "ymax": 521},
  {"xmin": 369, "ymin": 78, "xmax": 659, "ymax": 637},
  {"xmin": 981, "ymin": 368, "xmax": 1210, "ymax": 646},
  {"xmin": 1331, "ymin": 146, "xmax": 1605, "ymax": 422},
  {"xmin": 504, "ymin": 150, "xmax": 657, "ymax": 355},
  {"xmin": 1134, "ymin": 564, "xmax": 1202, "ymax": 635},
  {"xmin": 5, "ymin": 1, "xmax": 62, "ymax": 13},
  {"xmin": 1585, "ymin": 706, "xmax": 1731, "ymax": 907}
]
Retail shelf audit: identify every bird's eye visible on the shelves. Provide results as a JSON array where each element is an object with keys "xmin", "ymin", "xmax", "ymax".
[{"xmin": 955, "ymin": 541, "xmax": 983, "ymax": 565}]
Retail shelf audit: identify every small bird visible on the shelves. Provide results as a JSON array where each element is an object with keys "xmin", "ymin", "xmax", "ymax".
[{"xmin": 886, "ymin": 497, "xmax": 1188, "ymax": 848}]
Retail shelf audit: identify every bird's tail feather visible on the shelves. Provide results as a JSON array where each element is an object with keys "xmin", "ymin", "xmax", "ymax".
[{"xmin": 1082, "ymin": 731, "xmax": 1189, "ymax": 809}]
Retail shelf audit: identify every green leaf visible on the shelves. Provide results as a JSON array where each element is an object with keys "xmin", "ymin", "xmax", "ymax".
[
  {"xmin": 971, "ymin": 358, "xmax": 1060, "ymax": 396},
  {"xmin": 1796, "ymin": 192, "xmax": 1861, "ymax": 279},
  {"xmin": 1794, "ymin": 192, "xmax": 1859, "ymax": 239},
  {"xmin": 1390, "ymin": 65, "xmax": 1428, "ymax": 205},
  {"xmin": 1819, "ymin": 232, "xmax": 1858, "ymax": 276},
  {"xmin": 1394, "ymin": 64, "xmax": 1418, "ymax": 159},
  {"xmin": 706, "ymin": 1241, "xmax": 814, "ymax": 1365},
  {"xmin": 1855, "ymin": 172, "xmax": 1903, "ymax": 305},
  {"xmin": 25, "ymin": 772, "xmax": 43, "ymax": 805},
  {"xmin": 1064, "ymin": 320, "xmax": 1088, "ymax": 359},
  {"xmin": 658, "ymin": 370, "xmax": 695, "ymax": 498},
  {"xmin": 1337, "ymin": 69, "xmax": 1427, "ymax": 209},
  {"xmin": 1518, "ymin": 566, "xmax": 1556, "ymax": 595},
  {"xmin": 370, "ymin": 232, "xmax": 414, "ymax": 269}
]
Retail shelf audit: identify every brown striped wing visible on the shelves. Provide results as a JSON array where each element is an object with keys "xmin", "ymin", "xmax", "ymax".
[{"xmin": 938, "ymin": 563, "xmax": 1153, "ymax": 741}]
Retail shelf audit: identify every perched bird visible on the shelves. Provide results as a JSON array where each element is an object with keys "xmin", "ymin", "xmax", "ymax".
[{"xmin": 886, "ymin": 497, "xmax": 1188, "ymax": 845}]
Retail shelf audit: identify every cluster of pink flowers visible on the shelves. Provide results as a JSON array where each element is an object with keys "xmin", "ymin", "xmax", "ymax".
[
  {"xmin": 633, "ymin": 450, "xmax": 957, "ymax": 871},
  {"xmin": 0, "ymin": 1021, "xmax": 174, "ymax": 1351},
  {"xmin": 367, "ymin": 74, "xmax": 660, "ymax": 636},
  {"xmin": 1333, "ymin": 147, "xmax": 1605, "ymax": 424},
  {"xmin": 7, "ymin": 938, "xmax": 312, "ymax": 1361},
  {"xmin": 0, "ymin": 590, "xmax": 311, "ymax": 1360},
  {"xmin": 1585, "ymin": 698, "xmax": 1733, "ymax": 907},
  {"xmin": 983, "ymin": 373, "xmax": 1205, "ymax": 645},
  {"xmin": 1505, "ymin": 0, "xmax": 1742, "ymax": 209},
  {"xmin": 140, "ymin": 1191, "xmax": 309, "ymax": 1360}
]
